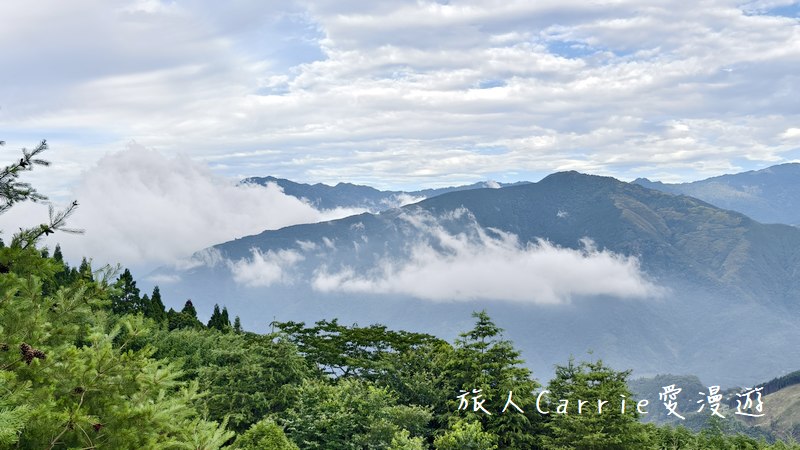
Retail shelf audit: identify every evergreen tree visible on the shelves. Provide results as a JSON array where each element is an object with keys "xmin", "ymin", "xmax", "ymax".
[
  {"xmin": 53, "ymin": 243, "xmax": 63, "ymax": 263},
  {"xmin": 230, "ymin": 418, "xmax": 299, "ymax": 450},
  {"xmin": 233, "ymin": 316, "xmax": 242, "ymax": 333},
  {"xmin": 205, "ymin": 305, "xmax": 232, "ymax": 332},
  {"xmin": 78, "ymin": 257, "xmax": 92, "ymax": 281},
  {"xmin": 144, "ymin": 286, "xmax": 167, "ymax": 324},
  {"xmin": 221, "ymin": 306, "xmax": 231, "ymax": 329},
  {"xmin": 167, "ymin": 300, "xmax": 203, "ymax": 330},
  {"xmin": 182, "ymin": 299, "xmax": 198, "ymax": 318},
  {"xmin": 208, "ymin": 304, "xmax": 224, "ymax": 330},
  {"xmin": 111, "ymin": 268, "xmax": 141, "ymax": 315},
  {"xmin": 539, "ymin": 358, "xmax": 652, "ymax": 450},
  {"xmin": 434, "ymin": 420, "xmax": 498, "ymax": 450},
  {"xmin": 447, "ymin": 310, "xmax": 542, "ymax": 449}
]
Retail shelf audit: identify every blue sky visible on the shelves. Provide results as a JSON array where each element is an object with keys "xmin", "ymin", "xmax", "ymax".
[{"xmin": 1, "ymin": 0, "xmax": 799, "ymax": 269}]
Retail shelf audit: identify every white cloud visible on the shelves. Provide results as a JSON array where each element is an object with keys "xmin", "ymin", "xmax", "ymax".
[
  {"xmin": 312, "ymin": 211, "xmax": 662, "ymax": 304},
  {"xmin": 381, "ymin": 193, "xmax": 426, "ymax": 208},
  {"xmin": 1, "ymin": 0, "xmax": 799, "ymax": 192},
  {"xmin": 0, "ymin": 144, "xmax": 362, "ymax": 270},
  {"xmin": 781, "ymin": 127, "xmax": 800, "ymax": 139},
  {"xmin": 229, "ymin": 248, "xmax": 304, "ymax": 287}
]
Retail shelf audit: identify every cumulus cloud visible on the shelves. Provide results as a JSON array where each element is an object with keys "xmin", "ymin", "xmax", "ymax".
[
  {"xmin": 2, "ymin": 0, "xmax": 799, "ymax": 192},
  {"xmin": 312, "ymin": 211, "xmax": 662, "ymax": 304},
  {"xmin": 228, "ymin": 248, "xmax": 304, "ymax": 287},
  {"xmin": 6, "ymin": 144, "xmax": 363, "ymax": 270}
]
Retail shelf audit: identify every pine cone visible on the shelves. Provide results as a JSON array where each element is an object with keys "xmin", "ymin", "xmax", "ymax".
[
  {"xmin": 19, "ymin": 343, "xmax": 34, "ymax": 364},
  {"xmin": 92, "ymin": 423, "xmax": 104, "ymax": 432},
  {"xmin": 73, "ymin": 386, "xmax": 85, "ymax": 395},
  {"xmin": 0, "ymin": 343, "xmax": 8, "ymax": 352},
  {"xmin": 32, "ymin": 349, "xmax": 46, "ymax": 360}
]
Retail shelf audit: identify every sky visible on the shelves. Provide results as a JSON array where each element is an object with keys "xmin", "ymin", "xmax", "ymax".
[
  {"xmin": 2, "ymin": 0, "xmax": 799, "ymax": 193},
  {"xmin": 1, "ymin": 0, "xmax": 799, "ymax": 270}
]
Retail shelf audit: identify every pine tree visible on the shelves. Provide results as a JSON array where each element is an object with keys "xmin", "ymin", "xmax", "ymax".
[
  {"xmin": 208, "ymin": 304, "xmax": 223, "ymax": 330},
  {"xmin": 144, "ymin": 286, "xmax": 167, "ymax": 324},
  {"xmin": 233, "ymin": 316, "xmax": 242, "ymax": 333},
  {"xmin": 52, "ymin": 244, "xmax": 63, "ymax": 263},
  {"xmin": 539, "ymin": 359, "xmax": 652, "ymax": 450},
  {"xmin": 168, "ymin": 300, "xmax": 203, "ymax": 330},
  {"xmin": 447, "ymin": 310, "xmax": 542, "ymax": 449},
  {"xmin": 182, "ymin": 299, "xmax": 197, "ymax": 318},
  {"xmin": 221, "ymin": 307, "xmax": 231, "ymax": 330},
  {"xmin": 111, "ymin": 268, "xmax": 141, "ymax": 315},
  {"xmin": 78, "ymin": 257, "xmax": 92, "ymax": 281}
]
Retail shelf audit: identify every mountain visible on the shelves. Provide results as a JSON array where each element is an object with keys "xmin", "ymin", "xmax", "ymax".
[
  {"xmin": 150, "ymin": 172, "xmax": 800, "ymax": 386},
  {"xmin": 242, "ymin": 175, "xmax": 530, "ymax": 211},
  {"xmin": 634, "ymin": 163, "xmax": 800, "ymax": 226}
]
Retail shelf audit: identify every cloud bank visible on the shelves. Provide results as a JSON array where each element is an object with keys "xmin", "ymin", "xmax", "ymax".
[
  {"xmin": 6, "ymin": 144, "xmax": 363, "ymax": 270},
  {"xmin": 200, "ymin": 208, "xmax": 660, "ymax": 304},
  {"xmin": 229, "ymin": 248, "xmax": 304, "ymax": 287},
  {"xmin": 312, "ymin": 229, "xmax": 660, "ymax": 304}
]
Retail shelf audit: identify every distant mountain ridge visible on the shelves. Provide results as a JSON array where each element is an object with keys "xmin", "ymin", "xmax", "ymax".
[
  {"xmin": 634, "ymin": 163, "xmax": 800, "ymax": 226},
  {"xmin": 152, "ymin": 171, "xmax": 800, "ymax": 386},
  {"xmin": 242, "ymin": 175, "xmax": 530, "ymax": 211}
]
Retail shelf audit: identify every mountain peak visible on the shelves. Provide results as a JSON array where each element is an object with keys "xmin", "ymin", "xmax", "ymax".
[{"xmin": 539, "ymin": 170, "xmax": 622, "ymax": 187}]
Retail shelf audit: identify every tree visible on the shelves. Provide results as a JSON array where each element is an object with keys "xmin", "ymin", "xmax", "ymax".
[
  {"xmin": 0, "ymin": 140, "xmax": 232, "ymax": 448},
  {"xmin": 221, "ymin": 306, "xmax": 230, "ymax": 329},
  {"xmin": 110, "ymin": 268, "xmax": 141, "ymax": 315},
  {"xmin": 434, "ymin": 419, "xmax": 498, "ymax": 450},
  {"xmin": 208, "ymin": 303, "xmax": 231, "ymax": 331},
  {"xmin": 446, "ymin": 311, "xmax": 542, "ymax": 449},
  {"xmin": 143, "ymin": 285, "xmax": 167, "ymax": 324},
  {"xmin": 228, "ymin": 418, "xmax": 298, "ymax": 450},
  {"xmin": 539, "ymin": 358, "xmax": 652, "ymax": 450},
  {"xmin": 53, "ymin": 244, "xmax": 64, "ymax": 263},
  {"xmin": 276, "ymin": 378, "xmax": 431, "ymax": 449},
  {"xmin": 0, "ymin": 140, "xmax": 49, "ymax": 214},
  {"xmin": 233, "ymin": 316, "xmax": 242, "ymax": 333},
  {"xmin": 167, "ymin": 300, "xmax": 204, "ymax": 330},
  {"xmin": 182, "ymin": 299, "xmax": 198, "ymax": 317},
  {"xmin": 148, "ymin": 329, "xmax": 313, "ymax": 433}
]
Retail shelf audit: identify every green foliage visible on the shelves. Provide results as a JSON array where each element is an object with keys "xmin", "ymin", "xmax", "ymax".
[
  {"xmin": 540, "ymin": 358, "xmax": 652, "ymax": 450},
  {"xmin": 167, "ymin": 300, "xmax": 205, "ymax": 330},
  {"xmin": 433, "ymin": 419, "xmax": 498, "ymax": 450},
  {"xmin": 389, "ymin": 429, "xmax": 426, "ymax": 450},
  {"xmin": 276, "ymin": 377, "xmax": 431, "ymax": 450},
  {"xmin": 148, "ymin": 328, "xmax": 314, "ymax": 433},
  {"xmin": 228, "ymin": 418, "xmax": 298, "ymax": 450},
  {"xmin": 208, "ymin": 304, "xmax": 232, "ymax": 331},
  {"xmin": 0, "ymin": 372, "xmax": 31, "ymax": 446},
  {"xmin": 275, "ymin": 318, "xmax": 441, "ymax": 378},
  {"xmin": 447, "ymin": 310, "xmax": 542, "ymax": 449},
  {"xmin": 144, "ymin": 285, "xmax": 168, "ymax": 324},
  {"xmin": 0, "ymin": 140, "xmax": 49, "ymax": 214},
  {"xmin": 110, "ymin": 268, "xmax": 141, "ymax": 315},
  {"xmin": 0, "ymin": 248, "xmax": 232, "ymax": 449}
]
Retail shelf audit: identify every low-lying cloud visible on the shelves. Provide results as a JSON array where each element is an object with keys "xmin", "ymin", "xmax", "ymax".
[
  {"xmin": 229, "ymin": 248, "xmax": 304, "ymax": 287},
  {"xmin": 312, "ymin": 213, "xmax": 662, "ymax": 304},
  {"xmin": 15, "ymin": 144, "xmax": 363, "ymax": 271}
]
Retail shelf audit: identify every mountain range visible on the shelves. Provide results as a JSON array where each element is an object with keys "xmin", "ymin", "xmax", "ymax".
[
  {"xmin": 242, "ymin": 175, "xmax": 529, "ymax": 212},
  {"xmin": 634, "ymin": 163, "xmax": 800, "ymax": 226},
  {"xmin": 150, "ymin": 168, "xmax": 800, "ymax": 386}
]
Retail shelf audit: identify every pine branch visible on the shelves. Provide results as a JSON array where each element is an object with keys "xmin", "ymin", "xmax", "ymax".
[
  {"xmin": 0, "ymin": 140, "xmax": 50, "ymax": 214},
  {"xmin": 12, "ymin": 200, "xmax": 84, "ymax": 249}
]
